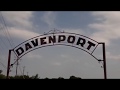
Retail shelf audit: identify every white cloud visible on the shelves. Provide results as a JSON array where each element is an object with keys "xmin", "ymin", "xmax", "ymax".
[
  {"xmin": 106, "ymin": 52, "xmax": 120, "ymax": 60},
  {"xmin": 0, "ymin": 27, "xmax": 39, "ymax": 40},
  {"xmin": 41, "ymin": 11, "xmax": 84, "ymax": 36},
  {"xmin": 1, "ymin": 11, "xmax": 33, "ymax": 29},
  {"xmin": 61, "ymin": 54, "xmax": 68, "ymax": 58},
  {"xmin": 52, "ymin": 62, "xmax": 61, "ymax": 66},
  {"xmin": 89, "ymin": 11, "xmax": 120, "ymax": 46},
  {"xmin": 98, "ymin": 51, "xmax": 120, "ymax": 60},
  {"xmin": 41, "ymin": 11, "xmax": 56, "ymax": 28},
  {"xmin": 61, "ymin": 28, "xmax": 84, "ymax": 35},
  {"xmin": 26, "ymin": 53, "xmax": 42, "ymax": 59}
]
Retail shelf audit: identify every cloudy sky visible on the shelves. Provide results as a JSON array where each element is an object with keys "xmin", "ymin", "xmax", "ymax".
[{"xmin": 0, "ymin": 11, "xmax": 120, "ymax": 79}]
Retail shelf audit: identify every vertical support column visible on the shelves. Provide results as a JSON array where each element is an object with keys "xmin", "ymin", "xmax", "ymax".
[
  {"xmin": 98, "ymin": 42, "xmax": 107, "ymax": 79},
  {"xmin": 23, "ymin": 66, "xmax": 25, "ymax": 76},
  {"xmin": 16, "ymin": 60, "xmax": 19, "ymax": 76},
  {"xmin": 102, "ymin": 43, "xmax": 107, "ymax": 79},
  {"xmin": 6, "ymin": 49, "xmax": 12, "ymax": 79}
]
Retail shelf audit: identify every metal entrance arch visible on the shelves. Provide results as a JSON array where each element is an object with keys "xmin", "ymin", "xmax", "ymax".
[{"xmin": 6, "ymin": 30, "xmax": 107, "ymax": 79}]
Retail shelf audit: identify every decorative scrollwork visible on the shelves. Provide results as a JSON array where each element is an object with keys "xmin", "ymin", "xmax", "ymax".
[{"xmin": 44, "ymin": 28, "xmax": 64, "ymax": 35}]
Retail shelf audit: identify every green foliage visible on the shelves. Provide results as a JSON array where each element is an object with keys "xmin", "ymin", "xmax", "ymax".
[
  {"xmin": 44, "ymin": 77, "xmax": 49, "ymax": 79},
  {"xmin": 9, "ymin": 75, "xmax": 30, "ymax": 79},
  {"xmin": 0, "ymin": 70, "xmax": 81, "ymax": 79},
  {"xmin": 69, "ymin": 76, "xmax": 81, "ymax": 79},
  {"xmin": 0, "ymin": 70, "xmax": 2, "ymax": 74},
  {"xmin": 58, "ymin": 77, "xmax": 64, "ymax": 79},
  {"xmin": 31, "ymin": 74, "xmax": 40, "ymax": 79},
  {"xmin": 0, "ymin": 74, "xmax": 6, "ymax": 79}
]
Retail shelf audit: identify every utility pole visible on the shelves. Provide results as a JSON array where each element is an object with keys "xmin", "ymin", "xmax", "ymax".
[
  {"xmin": 23, "ymin": 66, "xmax": 25, "ymax": 76},
  {"xmin": 27, "ymin": 72, "xmax": 28, "ymax": 76},
  {"xmin": 16, "ymin": 60, "xmax": 19, "ymax": 76}
]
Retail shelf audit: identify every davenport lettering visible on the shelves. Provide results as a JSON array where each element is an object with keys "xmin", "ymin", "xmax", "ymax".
[{"xmin": 14, "ymin": 34, "xmax": 97, "ymax": 57}]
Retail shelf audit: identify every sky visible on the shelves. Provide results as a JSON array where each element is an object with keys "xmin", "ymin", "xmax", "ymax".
[{"xmin": 0, "ymin": 11, "xmax": 120, "ymax": 79}]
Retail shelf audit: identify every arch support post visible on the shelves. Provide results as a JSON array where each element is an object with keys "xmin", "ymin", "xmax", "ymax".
[
  {"xmin": 6, "ymin": 49, "xmax": 13, "ymax": 79},
  {"xmin": 103, "ymin": 43, "xmax": 107, "ymax": 79},
  {"xmin": 99, "ymin": 42, "xmax": 107, "ymax": 79}
]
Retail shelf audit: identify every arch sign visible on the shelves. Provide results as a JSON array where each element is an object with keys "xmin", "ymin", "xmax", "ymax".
[{"xmin": 7, "ymin": 30, "xmax": 107, "ymax": 79}]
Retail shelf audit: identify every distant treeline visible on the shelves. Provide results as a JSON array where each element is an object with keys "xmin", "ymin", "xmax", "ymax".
[{"xmin": 0, "ymin": 70, "xmax": 81, "ymax": 79}]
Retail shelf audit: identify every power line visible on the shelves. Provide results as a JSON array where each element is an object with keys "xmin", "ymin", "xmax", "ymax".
[
  {"xmin": 0, "ymin": 18, "xmax": 13, "ymax": 49},
  {"xmin": 0, "ymin": 53, "xmax": 7, "ymax": 63},
  {"xmin": 0, "ymin": 17, "xmax": 13, "ymax": 49},
  {"xmin": 0, "ymin": 55, "xmax": 7, "ymax": 72},
  {"xmin": 0, "ymin": 44, "xmax": 5, "ymax": 54},
  {"xmin": 0, "ymin": 39, "xmax": 9, "ymax": 61},
  {"xmin": 0, "ymin": 16, "xmax": 10, "ymax": 51},
  {"xmin": 0, "ymin": 22, "xmax": 11, "ymax": 50},
  {"xmin": 0, "ymin": 54, "xmax": 17, "ymax": 76},
  {"xmin": 0, "ymin": 12, "xmax": 14, "ymax": 47},
  {"xmin": 0, "ymin": 58, "xmax": 7, "ymax": 69},
  {"xmin": 0, "ymin": 36, "xmax": 9, "ymax": 50},
  {"xmin": 0, "ymin": 37, "xmax": 9, "ymax": 55},
  {"xmin": 0, "ymin": 12, "xmax": 15, "ymax": 49}
]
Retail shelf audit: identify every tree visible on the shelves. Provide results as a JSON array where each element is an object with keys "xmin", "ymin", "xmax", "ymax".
[
  {"xmin": 58, "ymin": 77, "xmax": 64, "ymax": 79},
  {"xmin": 44, "ymin": 77, "xmax": 49, "ymax": 79},
  {"xmin": 0, "ymin": 70, "xmax": 6, "ymax": 79},
  {"xmin": 0, "ymin": 70, "xmax": 2, "ymax": 74},
  {"xmin": 69, "ymin": 76, "xmax": 81, "ymax": 79},
  {"xmin": 31, "ymin": 74, "xmax": 40, "ymax": 79}
]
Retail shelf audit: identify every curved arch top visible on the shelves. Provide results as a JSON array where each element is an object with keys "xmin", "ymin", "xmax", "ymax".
[{"xmin": 13, "ymin": 31, "xmax": 100, "ymax": 60}]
